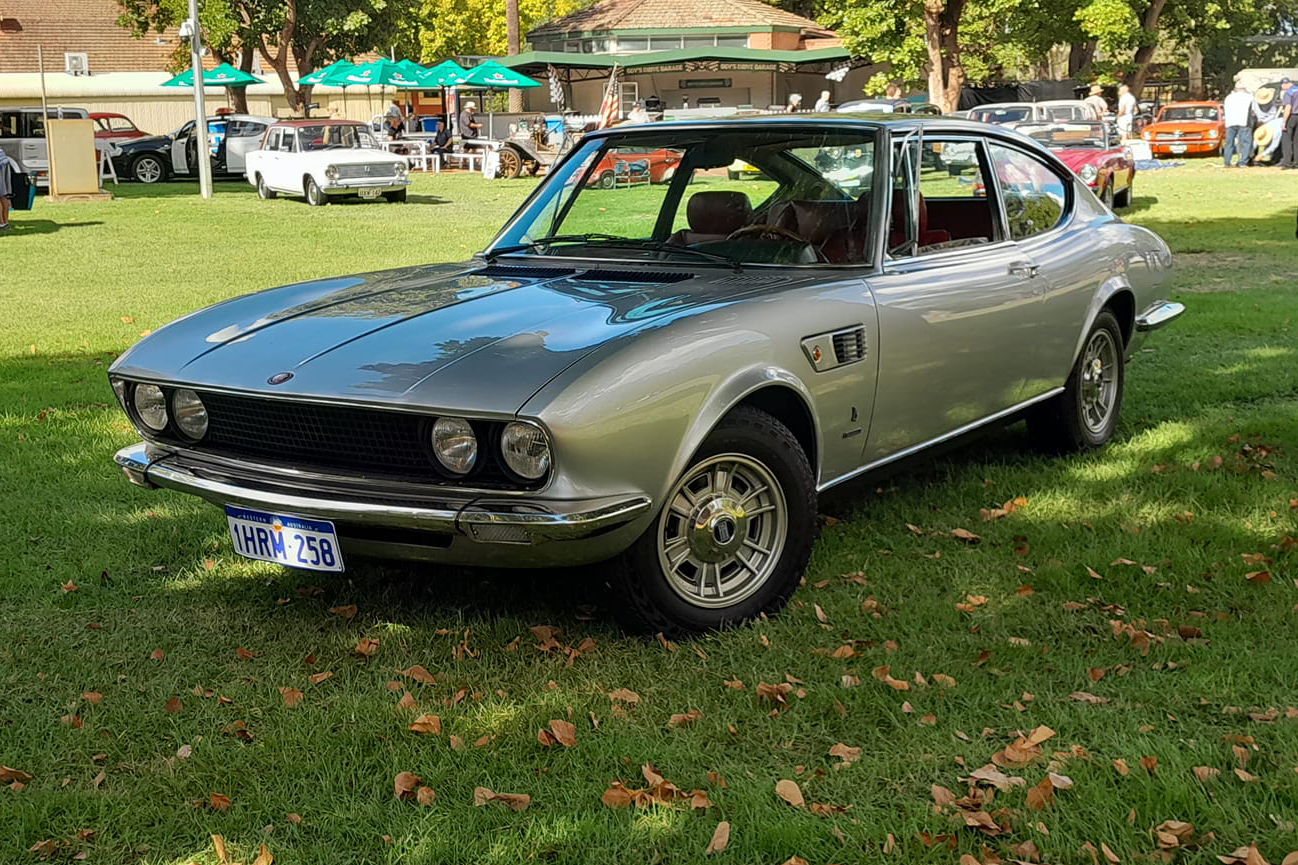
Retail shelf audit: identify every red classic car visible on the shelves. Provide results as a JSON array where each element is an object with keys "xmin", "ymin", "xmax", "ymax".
[
  {"xmin": 1138, "ymin": 101, "xmax": 1224, "ymax": 156},
  {"xmin": 90, "ymin": 112, "xmax": 149, "ymax": 143},
  {"xmin": 586, "ymin": 146, "xmax": 682, "ymax": 188},
  {"xmin": 1016, "ymin": 121, "xmax": 1135, "ymax": 208}
]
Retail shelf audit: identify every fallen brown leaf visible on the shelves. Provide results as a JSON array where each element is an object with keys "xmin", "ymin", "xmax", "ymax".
[
  {"xmin": 668, "ymin": 708, "xmax": 703, "ymax": 728},
  {"xmin": 396, "ymin": 691, "xmax": 419, "ymax": 711},
  {"xmin": 829, "ymin": 742, "xmax": 862, "ymax": 765},
  {"xmin": 328, "ymin": 604, "xmax": 357, "ymax": 619},
  {"xmin": 394, "ymin": 771, "xmax": 420, "ymax": 800},
  {"xmin": 212, "ymin": 835, "xmax": 229, "ymax": 864},
  {"xmin": 164, "ymin": 696, "xmax": 183, "ymax": 714},
  {"xmin": 0, "ymin": 766, "xmax": 33, "ymax": 784},
  {"xmin": 775, "ymin": 778, "xmax": 805, "ymax": 808},
  {"xmin": 608, "ymin": 688, "xmax": 641, "ymax": 705},
  {"xmin": 308, "ymin": 671, "xmax": 333, "ymax": 685},
  {"xmin": 235, "ymin": 647, "xmax": 257, "ymax": 661},
  {"xmin": 1025, "ymin": 777, "xmax": 1054, "ymax": 810},
  {"xmin": 548, "ymin": 718, "xmax": 577, "ymax": 747},
  {"xmin": 416, "ymin": 786, "xmax": 436, "ymax": 806},
  {"xmin": 409, "ymin": 714, "xmax": 442, "ymax": 735},
  {"xmin": 354, "ymin": 637, "xmax": 380, "ymax": 658},
  {"xmin": 209, "ymin": 792, "xmax": 231, "ymax": 811},
  {"xmin": 400, "ymin": 665, "xmax": 437, "ymax": 685},
  {"xmin": 951, "ymin": 528, "xmax": 981, "ymax": 543},
  {"xmin": 473, "ymin": 787, "xmax": 530, "ymax": 811},
  {"xmin": 278, "ymin": 687, "xmax": 304, "ymax": 708},
  {"xmin": 251, "ymin": 843, "xmax": 274, "ymax": 865},
  {"xmin": 705, "ymin": 821, "xmax": 730, "ymax": 855}
]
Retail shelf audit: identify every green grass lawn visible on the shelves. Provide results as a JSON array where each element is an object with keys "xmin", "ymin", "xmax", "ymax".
[{"xmin": 1, "ymin": 165, "xmax": 1296, "ymax": 865}]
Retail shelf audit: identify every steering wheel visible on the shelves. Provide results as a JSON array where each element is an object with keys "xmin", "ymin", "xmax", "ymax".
[{"xmin": 726, "ymin": 223, "xmax": 825, "ymax": 262}]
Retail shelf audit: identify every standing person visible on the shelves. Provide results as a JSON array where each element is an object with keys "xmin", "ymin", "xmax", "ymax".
[
  {"xmin": 786, "ymin": 93, "xmax": 803, "ymax": 113},
  {"xmin": 458, "ymin": 100, "xmax": 482, "ymax": 140},
  {"xmin": 1281, "ymin": 77, "xmax": 1298, "ymax": 169},
  {"xmin": 814, "ymin": 90, "xmax": 832, "ymax": 112},
  {"xmin": 0, "ymin": 146, "xmax": 13, "ymax": 231},
  {"xmin": 1084, "ymin": 84, "xmax": 1108, "ymax": 120},
  {"xmin": 1223, "ymin": 80, "xmax": 1258, "ymax": 167},
  {"xmin": 1116, "ymin": 84, "xmax": 1137, "ymax": 138},
  {"xmin": 626, "ymin": 101, "xmax": 650, "ymax": 124}
]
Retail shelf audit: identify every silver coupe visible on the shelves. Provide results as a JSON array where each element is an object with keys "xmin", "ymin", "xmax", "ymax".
[{"xmin": 110, "ymin": 115, "xmax": 1183, "ymax": 635}]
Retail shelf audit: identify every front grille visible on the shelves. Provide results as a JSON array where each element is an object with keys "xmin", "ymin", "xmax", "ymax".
[
  {"xmin": 335, "ymin": 163, "xmax": 398, "ymax": 179},
  {"xmin": 1154, "ymin": 133, "xmax": 1203, "ymax": 141},
  {"xmin": 161, "ymin": 391, "xmax": 532, "ymax": 490}
]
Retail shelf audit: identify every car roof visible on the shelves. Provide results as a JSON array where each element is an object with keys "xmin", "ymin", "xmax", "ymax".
[
  {"xmin": 271, "ymin": 118, "xmax": 366, "ymax": 127},
  {"xmin": 1160, "ymin": 100, "xmax": 1220, "ymax": 107},
  {"xmin": 89, "ymin": 112, "xmax": 130, "ymax": 119}
]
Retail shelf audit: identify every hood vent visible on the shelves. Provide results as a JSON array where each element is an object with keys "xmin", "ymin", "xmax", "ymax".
[
  {"xmin": 575, "ymin": 269, "xmax": 693, "ymax": 284},
  {"xmin": 473, "ymin": 264, "xmax": 577, "ymax": 279},
  {"xmin": 833, "ymin": 327, "xmax": 867, "ymax": 364}
]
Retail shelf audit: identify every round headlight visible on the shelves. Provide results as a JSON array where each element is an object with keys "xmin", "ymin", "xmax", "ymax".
[
  {"xmin": 501, "ymin": 421, "xmax": 551, "ymax": 481},
  {"xmin": 1079, "ymin": 164, "xmax": 1098, "ymax": 183},
  {"xmin": 324, "ymin": 165, "xmax": 338, "ymax": 180},
  {"xmin": 1142, "ymin": 130, "xmax": 1152, "ymax": 140},
  {"xmin": 1208, "ymin": 128, "xmax": 1219, "ymax": 139},
  {"xmin": 394, "ymin": 162, "xmax": 408, "ymax": 176},
  {"xmin": 133, "ymin": 383, "xmax": 168, "ymax": 431},
  {"xmin": 172, "ymin": 388, "xmax": 208, "ymax": 440},
  {"xmin": 432, "ymin": 417, "xmax": 478, "ymax": 476}
]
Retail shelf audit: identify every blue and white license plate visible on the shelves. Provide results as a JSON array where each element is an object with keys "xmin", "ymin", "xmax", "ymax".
[{"xmin": 225, "ymin": 505, "xmax": 344, "ymax": 572}]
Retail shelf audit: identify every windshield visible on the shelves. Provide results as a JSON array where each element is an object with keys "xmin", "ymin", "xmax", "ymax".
[
  {"xmin": 296, "ymin": 124, "xmax": 376, "ymax": 151},
  {"xmin": 971, "ymin": 107, "xmax": 1031, "ymax": 124},
  {"xmin": 1016, "ymin": 122, "xmax": 1108, "ymax": 148},
  {"xmin": 1159, "ymin": 105, "xmax": 1219, "ymax": 122},
  {"xmin": 489, "ymin": 127, "xmax": 880, "ymax": 266}
]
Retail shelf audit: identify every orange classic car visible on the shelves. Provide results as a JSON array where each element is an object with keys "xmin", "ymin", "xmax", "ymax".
[{"xmin": 1140, "ymin": 101, "xmax": 1224, "ymax": 156}]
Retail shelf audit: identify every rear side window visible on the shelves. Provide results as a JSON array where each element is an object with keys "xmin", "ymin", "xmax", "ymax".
[
  {"xmin": 0, "ymin": 112, "xmax": 19, "ymax": 137},
  {"xmin": 987, "ymin": 143, "xmax": 1068, "ymax": 240}
]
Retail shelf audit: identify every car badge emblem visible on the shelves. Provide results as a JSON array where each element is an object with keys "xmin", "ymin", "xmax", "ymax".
[{"xmin": 268, "ymin": 371, "xmax": 294, "ymax": 385}]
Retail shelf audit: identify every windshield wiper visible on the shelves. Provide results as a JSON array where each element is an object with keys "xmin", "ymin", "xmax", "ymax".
[
  {"xmin": 486, "ymin": 234, "xmax": 742, "ymax": 272},
  {"xmin": 484, "ymin": 233, "xmax": 633, "ymax": 261}
]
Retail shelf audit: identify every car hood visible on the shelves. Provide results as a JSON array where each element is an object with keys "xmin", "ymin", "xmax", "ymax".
[
  {"xmin": 1146, "ymin": 120, "xmax": 1219, "ymax": 133},
  {"xmin": 1052, "ymin": 148, "xmax": 1114, "ymax": 170},
  {"xmin": 111, "ymin": 260, "xmax": 804, "ymax": 416},
  {"xmin": 116, "ymin": 134, "xmax": 171, "ymax": 153}
]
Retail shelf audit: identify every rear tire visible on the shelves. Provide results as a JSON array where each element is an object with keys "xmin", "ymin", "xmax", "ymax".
[
  {"xmin": 305, "ymin": 176, "xmax": 328, "ymax": 206},
  {"xmin": 1029, "ymin": 310, "xmax": 1125, "ymax": 452},
  {"xmin": 597, "ymin": 170, "xmax": 615, "ymax": 189},
  {"xmin": 607, "ymin": 406, "xmax": 818, "ymax": 636}
]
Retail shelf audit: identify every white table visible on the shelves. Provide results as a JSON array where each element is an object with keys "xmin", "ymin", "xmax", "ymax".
[{"xmin": 381, "ymin": 139, "xmax": 434, "ymax": 172}]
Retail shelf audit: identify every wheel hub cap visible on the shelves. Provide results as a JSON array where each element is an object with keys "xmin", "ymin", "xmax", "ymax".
[
  {"xmin": 1079, "ymin": 330, "xmax": 1118, "ymax": 434},
  {"xmin": 657, "ymin": 454, "xmax": 787, "ymax": 609}
]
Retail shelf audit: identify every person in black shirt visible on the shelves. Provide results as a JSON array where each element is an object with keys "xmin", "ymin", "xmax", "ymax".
[
  {"xmin": 458, "ymin": 100, "xmax": 482, "ymax": 139},
  {"xmin": 431, "ymin": 118, "xmax": 451, "ymax": 156}
]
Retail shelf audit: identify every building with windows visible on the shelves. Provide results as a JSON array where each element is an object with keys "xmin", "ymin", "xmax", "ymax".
[{"xmin": 507, "ymin": 0, "xmax": 876, "ymax": 116}]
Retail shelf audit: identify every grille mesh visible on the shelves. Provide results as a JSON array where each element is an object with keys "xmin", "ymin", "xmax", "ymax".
[
  {"xmin": 335, "ymin": 163, "xmax": 398, "ymax": 179},
  {"xmin": 832, "ymin": 327, "xmax": 867, "ymax": 364},
  {"xmin": 181, "ymin": 392, "xmax": 524, "ymax": 488}
]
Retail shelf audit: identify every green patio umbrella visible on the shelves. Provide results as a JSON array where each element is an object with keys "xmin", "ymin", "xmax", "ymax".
[
  {"xmin": 161, "ymin": 62, "xmax": 264, "ymax": 88},
  {"xmin": 459, "ymin": 60, "xmax": 540, "ymax": 89},
  {"xmin": 322, "ymin": 58, "xmax": 424, "ymax": 89},
  {"xmin": 424, "ymin": 59, "xmax": 468, "ymax": 87},
  {"xmin": 297, "ymin": 59, "xmax": 353, "ymax": 87}
]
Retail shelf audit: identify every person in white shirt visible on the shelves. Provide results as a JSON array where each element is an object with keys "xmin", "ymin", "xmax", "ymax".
[
  {"xmin": 1116, "ymin": 84, "xmax": 1137, "ymax": 138},
  {"xmin": 1084, "ymin": 84, "xmax": 1108, "ymax": 120},
  {"xmin": 814, "ymin": 90, "xmax": 832, "ymax": 112},
  {"xmin": 1222, "ymin": 81, "xmax": 1259, "ymax": 167}
]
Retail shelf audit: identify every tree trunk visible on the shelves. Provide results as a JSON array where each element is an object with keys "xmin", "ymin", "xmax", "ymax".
[
  {"xmin": 923, "ymin": 0, "xmax": 967, "ymax": 114},
  {"xmin": 257, "ymin": 0, "xmax": 306, "ymax": 115},
  {"xmin": 1125, "ymin": 0, "xmax": 1168, "ymax": 96},
  {"xmin": 506, "ymin": 0, "xmax": 522, "ymax": 112},
  {"xmin": 1067, "ymin": 41, "xmax": 1096, "ymax": 78},
  {"xmin": 229, "ymin": 47, "xmax": 253, "ymax": 114}
]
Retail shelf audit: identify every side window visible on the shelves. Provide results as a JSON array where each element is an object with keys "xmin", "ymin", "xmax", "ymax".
[
  {"xmin": 265, "ymin": 129, "xmax": 281, "ymax": 151},
  {"xmin": 29, "ymin": 114, "xmax": 47, "ymax": 138},
  {"xmin": 0, "ymin": 112, "xmax": 20, "ymax": 137},
  {"xmin": 891, "ymin": 137, "xmax": 1000, "ymax": 257},
  {"xmin": 987, "ymin": 143, "xmax": 1067, "ymax": 240}
]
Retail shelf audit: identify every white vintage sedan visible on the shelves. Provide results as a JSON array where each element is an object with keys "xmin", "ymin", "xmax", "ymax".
[{"xmin": 244, "ymin": 119, "xmax": 410, "ymax": 205}]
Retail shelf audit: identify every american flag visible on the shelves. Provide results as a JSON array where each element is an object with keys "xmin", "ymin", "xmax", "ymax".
[
  {"xmin": 547, "ymin": 64, "xmax": 564, "ymax": 107},
  {"xmin": 597, "ymin": 64, "xmax": 621, "ymax": 129}
]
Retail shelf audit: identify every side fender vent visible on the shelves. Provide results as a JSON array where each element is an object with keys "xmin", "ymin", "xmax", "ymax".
[
  {"xmin": 832, "ymin": 327, "xmax": 867, "ymax": 364},
  {"xmin": 801, "ymin": 325, "xmax": 867, "ymax": 373}
]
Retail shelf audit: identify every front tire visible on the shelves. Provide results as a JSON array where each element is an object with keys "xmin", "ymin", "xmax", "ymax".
[
  {"xmin": 1099, "ymin": 182, "xmax": 1115, "ymax": 210},
  {"xmin": 498, "ymin": 147, "xmax": 522, "ymax": 179},
  {"xmin": 1029, "ymin": 310, "xmax": 1125, "ymax": 452},
  {"xmin": 607, "ymin": 407, "xmax": 818, "ymax": 636},
  {"xmin": 384, "ymin": 188, "xmax": 407, "ymax": 203},
  {"xmin": 305, "ymin": 176, "xmax": 328, "ymax": 206},
  {"xmin": 256, "ymin": 173, "xmax": 276, "ymax": 200},
  {"xmin": 132, "ymin": 154, "xmax": 167, "ymax": 184},
  {"xmin": 1113, "ymin": 183, "xmax": 1132, "ymax": 208}
]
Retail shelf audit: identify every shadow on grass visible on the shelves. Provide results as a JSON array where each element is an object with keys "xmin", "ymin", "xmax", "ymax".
[{"xmin": 4, "ymin": 219, "xmax": 105, "ymax": 236}]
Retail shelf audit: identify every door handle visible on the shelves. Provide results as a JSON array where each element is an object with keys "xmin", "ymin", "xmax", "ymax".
[{"xmin": 1008, "ymin": 261, "xmax": 1039, "ymax": 278}]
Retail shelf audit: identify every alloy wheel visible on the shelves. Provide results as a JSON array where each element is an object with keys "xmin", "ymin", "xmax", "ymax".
[{"xmin": 1079, "ymin": 328, "xmax": 1119, "ymax": 434}]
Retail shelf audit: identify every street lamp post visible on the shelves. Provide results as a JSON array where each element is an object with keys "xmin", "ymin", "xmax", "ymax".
[{"xmin": 186, "ymin": 0, "xmax": 213, "ymax": 199}]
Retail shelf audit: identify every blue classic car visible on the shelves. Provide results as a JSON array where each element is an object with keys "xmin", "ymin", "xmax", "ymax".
[{"xmin": 110, "ymin": 115, "xmax": 1182, "ymax": 635}]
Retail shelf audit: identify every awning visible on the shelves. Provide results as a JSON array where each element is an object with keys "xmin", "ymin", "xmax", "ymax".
[{"xmin": 500, "ymin": 46, "xmax": 860, "ymax": 81}]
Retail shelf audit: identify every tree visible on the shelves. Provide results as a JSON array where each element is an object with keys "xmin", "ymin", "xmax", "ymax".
[
  {"xmin": 414, "ymin": 0, "xmax": 590, "ymax": 60},
  {"xmin": 117, "ymin": 0, "xmax": 415, "ymax": 114}
]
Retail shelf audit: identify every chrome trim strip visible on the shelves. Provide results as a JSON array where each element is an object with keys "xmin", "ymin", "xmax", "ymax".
[
  {"xmin": 113, "ymin": 442, "xmax": 651, "ymax": 543},
  {"xmin": 1135, "ymin": 301, "xmax": 1185, "ymax": 332},
  {"xmin": 818, "ymin": 387, "xmax": 1065, "ymax": 492}
]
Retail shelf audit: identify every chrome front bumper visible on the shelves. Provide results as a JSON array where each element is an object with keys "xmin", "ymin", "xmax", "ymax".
[{"xmin": 115, "ymin": 442, "xmax": 652, "ymax": 565}]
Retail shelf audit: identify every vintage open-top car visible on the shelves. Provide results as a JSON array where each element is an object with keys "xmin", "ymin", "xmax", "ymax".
[
  {"xmin": 244, "ymin": 119, "xmax": 411, "ymax": 205},
  {"xmin": 1014, "ymin": 120, "xmax": 1136, "ymax": 208},
  {"xmin": 1139, "ymin": 101, "xmax": 1224, "ymax": 157},
  {"xmin": 110, "ymin": 115, "xmax": 1182, "ymax": 635}
]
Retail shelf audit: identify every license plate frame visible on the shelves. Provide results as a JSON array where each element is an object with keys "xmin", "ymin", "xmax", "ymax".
[
  {"xmin": 225, "ymin": 505, "xmax": 345, "ymax": 572},
  {"xmin": 358, "ymin": 187, "xmax": 382, "ymax": 199},
  {"xmin": 1169, "ymin": 144, "xmax": 1188, "ymax": 154}
]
